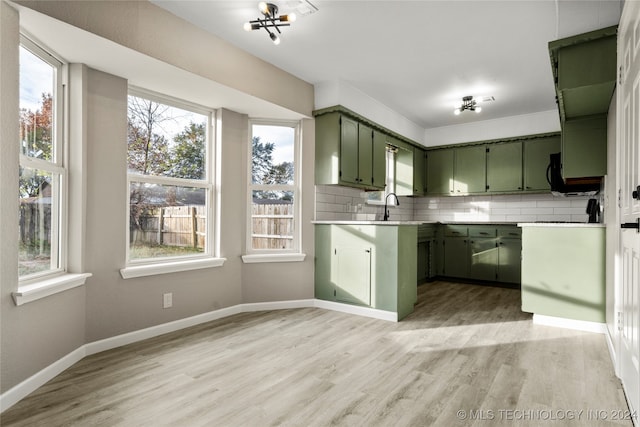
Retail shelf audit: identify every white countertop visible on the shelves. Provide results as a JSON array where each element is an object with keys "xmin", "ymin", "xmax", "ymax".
[
  {"xmin": 312, "ymin": 221, "xmax": 432, "ymax": 226},
  {"xmin": 518, "ymin": 222, "xmax": 605, "ymax": 228}
]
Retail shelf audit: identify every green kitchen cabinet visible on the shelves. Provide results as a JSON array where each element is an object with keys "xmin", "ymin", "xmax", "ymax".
[
  {"xmin": 521, "ymin": 225, "xmax": 605, "ymax": 322},
  {"xmin": 395, "ymin": 139, "xmax": 415, "ymax": 196},
  {"xmin": 468, "ymin": 226, "xmax": 498, "ymax": 281},
  {"xmin": 334, "ymin": 245, "xmax": 372, "ymax": 306},
  {"xmin": 315, "ymin": 224, "xmax": 418, "ymax": 320},
  {"xmin": 372, "ymin": 130, "xmax": 388, "ymax": 189},
  {"xmin": 486, "ymin": 142, "xmax": 523, "ymax": 193},
  {"xmin": 339, "ymin": 115, "xmax": 360, "ymax": 185},
  {"xmin": 417, "ymin": 224, "xmax": 437, "ymax": 283},
  {"xmin": 442, "ymin": 225, "xmax": 469, "ymax": 278},
  {"xmin": 496, "ymin": 226, "xmax": 522, "ymax": 284},
  {"xmin": 549, "ymin": 26, "xmax": 617, "ymax": 121},
  {"xmin": 523, "ymin": 136, "xmax": 561, "ymax": 191},
  {"xmin": 454, "ymin": 145, "xmax": 486, "ymax": 194},
  {"xmin": 413, "ymin": 146, "xmax": 426, "ymax": 196},
  {"xmin": 314, "ymin": 112, "xmax": 385, "ymax": 190},
  {"xmin": 562, "ymin": 115, "xmax": 607, "ymax": 179},
  {"xmin": 426, "ymin": 148, "xmax": 454, "ymax": 195}
]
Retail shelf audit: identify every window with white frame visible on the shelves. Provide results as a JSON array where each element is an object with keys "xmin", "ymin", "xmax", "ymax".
[
  {"xmin": 367, "ymin": 145, "xmax": 397, "ymax": 204},
  {"xmin": 18, "ymin": 37, "xmax": 65, "ymax": 280},
  {"xmin": 126, "ymin": 90, "xmax": 214, "ymax": 263},
  {"xmin": 248, "ymin": 121, "xmax": 300, "ymax": 252}
]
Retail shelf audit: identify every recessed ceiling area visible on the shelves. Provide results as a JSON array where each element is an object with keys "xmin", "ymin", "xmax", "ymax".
[{"xmin": 151, "ymin": 0, "xmax": 621, "ymax": 130}]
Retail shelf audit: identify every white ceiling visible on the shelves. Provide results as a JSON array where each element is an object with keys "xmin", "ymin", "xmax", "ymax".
[{"xmin": 152, "ymin": 0, "xmax": 622, "ymax": 130}]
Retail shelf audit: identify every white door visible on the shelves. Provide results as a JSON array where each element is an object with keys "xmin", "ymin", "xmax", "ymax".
[{"xmin": 618, "ymin": 1, "xmax": 640, "ymax": 416}]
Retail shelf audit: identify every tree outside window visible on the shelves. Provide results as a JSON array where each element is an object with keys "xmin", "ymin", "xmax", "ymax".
[
  {"xmin": 249, "ymin": 123, "xmax": 299, "ymax": 252},
  {"xmin": 126, "ymin": 93, "xmax": 212, "ymax": 262}
]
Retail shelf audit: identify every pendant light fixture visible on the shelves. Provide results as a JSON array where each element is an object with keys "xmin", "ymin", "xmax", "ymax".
[
  {"xmin": 453, "ymin": 95, "xmax": 495, "ymax": 115},
  {"xmin": 244, "ymin": 2, "xmax": 297, "ymax": 45}
]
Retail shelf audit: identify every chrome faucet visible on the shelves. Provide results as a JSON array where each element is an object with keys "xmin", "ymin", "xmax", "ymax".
[{"xmin": 383, "ymin": 192, "xmax": 399, "ymax": 221}]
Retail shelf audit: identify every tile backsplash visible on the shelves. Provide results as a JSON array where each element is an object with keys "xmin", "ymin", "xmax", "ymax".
[{"xmin": 315, "ymin": 185, "xmax": 596, "ymax": 223}]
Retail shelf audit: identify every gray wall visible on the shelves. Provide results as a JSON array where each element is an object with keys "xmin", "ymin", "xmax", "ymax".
[{"xmin": 1, "ymin": 1, "xmax": 315, "ymax": 394}]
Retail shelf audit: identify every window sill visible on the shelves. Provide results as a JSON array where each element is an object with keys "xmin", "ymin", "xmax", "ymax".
[
  {"xmin": 241, "ymin": 253, "xmax": 306, "ymax": 264},
  {"xmin": 13, "ymin": 273, "xmax": 92, "ymax": 306},
  {"xmin": 120, "ymin": 257, "xmax": 226, "ymax": 279}
]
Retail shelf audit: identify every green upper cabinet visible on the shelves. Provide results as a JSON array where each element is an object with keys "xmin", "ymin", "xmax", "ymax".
[
  {"xmin": 426, "ymin": 148, "xmax": 454, "ymax": 195},
  {"xmin": 562, "ymin": 114, "xmax": 607, "ymax": 179},
  {"xmin": 549, "ymin": 25, "xmax": 617, "ymax": 121},
  {"xmin": 357, "ymin": 123, "xmax": 373, "ymax": 186},
  {"xmin": 523, "ymin": 136, "xmax": 560, "ymax": 191},
  {"xmin": 395, "ymin": 139, "xmax": 415, "ymax": 196},
  {"xmin": 339, "ymin": 116, "xmax": 359, "ymax": 185},
  {"xmin": 413, "ymin": 146, "xmax": 426, "ymax": 196},
  {"xmin": 486, "ymin": 142, "xmax": 522, "ymax": 193},
  {"xmin": 372, "ymin": 130, "xmax": 387, "ymax": 189},
  {"xmin": 315, "ymin": 111, "xmax": 386, "ymax": 190},
  {"xmin": 454, "ymin": 145, "xmax": 486, "ymax": 194}
]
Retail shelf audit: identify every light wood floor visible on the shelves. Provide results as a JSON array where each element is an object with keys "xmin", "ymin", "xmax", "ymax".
[{"xmin": 1, "ymin": 281, "xmax": 632, "ymax": 426}]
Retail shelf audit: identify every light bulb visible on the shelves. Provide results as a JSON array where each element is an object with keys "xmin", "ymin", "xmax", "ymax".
[
  {"xmin": 475, "ymin": 106, "xmax": 482, "ymax": 113},
  {"xmin": 281, "ymin": 13, "xmax": 296, "ymax": 22},
  {"xmin": 243, "ymin": 22, "xmax": 252, "ymax": 31},
  {"xmin": 259, "ymin": 2, "xmax": 268, "ymax": 14},
  {"xmin": 454, "ymin": 109, "xmax": 461, "ymax": 115},
  {"xmin": 270, "ymin": 32, "xmax": 281, "ymax": 45}
]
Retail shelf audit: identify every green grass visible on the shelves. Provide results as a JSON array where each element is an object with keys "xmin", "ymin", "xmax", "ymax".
[{"xmin": 130, "ymin": 243, "xmax": 203, "ymax": 260}]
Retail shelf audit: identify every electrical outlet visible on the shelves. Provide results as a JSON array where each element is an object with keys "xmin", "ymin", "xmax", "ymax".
[{"xmin": 163, "ymin": 292, "xmax": 173, "ymax": 309}]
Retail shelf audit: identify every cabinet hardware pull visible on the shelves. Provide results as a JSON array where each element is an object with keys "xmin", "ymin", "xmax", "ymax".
[{"xmin": 632, "ymin": 185, "xmax": 640, "ymax": 200}]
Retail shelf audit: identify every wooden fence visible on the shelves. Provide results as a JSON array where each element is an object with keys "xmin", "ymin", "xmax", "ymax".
[
  {"xmin": 131, "ymin": 205, "xmax": 206, "ymax": 249},
  {"xmin": 19, "ymin": 202, "xmax": 51, "ymax": 249},
  {"xmin": 251, "ymin": 202, "xmax": 294, "ymax": 250}
]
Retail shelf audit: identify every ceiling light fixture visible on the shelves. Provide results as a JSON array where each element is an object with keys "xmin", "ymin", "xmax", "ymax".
[
  {"xmin": 244, "ymin": 2, "xmax": 296, "ymax": 45},
  {"xmin": 454, "ymin": 95, "xmax": 494, "ymax": 115}
]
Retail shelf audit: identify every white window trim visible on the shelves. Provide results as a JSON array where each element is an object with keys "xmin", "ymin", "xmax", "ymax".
[
  {"xmin": 17, "ymin": 35, "xmax": 69, "ymax": 288},
  {"xmin": 245, "ymin": 119, "xmax": 303, "ymax": 258},
  {"xmin": 13, "ymin": 273, "xmax": 92, "ymax": 306},
  {"xmin": 124, "ymin": 88, "xmax": 220, "ymax": 274}
]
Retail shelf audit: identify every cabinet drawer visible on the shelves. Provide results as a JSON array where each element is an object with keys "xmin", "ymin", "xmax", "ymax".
[
  {"xmin": 497, "ymin": 227, "xmax": 522, "ymax": 239},
  {"xmin": 444, "ymin": 225, "xmax": 468, "ymax": 237},
  {"xmin": 418, "ymin": 225, "xmax": 436, "ymax": 241},
  {"xmin": 469, "ymin": 227, "xmax": 496, "ymax": 238}
]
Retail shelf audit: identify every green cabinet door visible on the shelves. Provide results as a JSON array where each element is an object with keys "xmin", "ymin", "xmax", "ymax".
[
  {"xmin": 443, "ymin": 237, "xmax": 469, "ymax": 278},
  {"xmin": 426, "ymin": 149, "xmax": 454, "ymax": 195},
  {"xmin": 562, "ymin": 115, "xmax": 607, "ymax": 179},
  {"xmin": 497, "ymin": 238, "xmax": 522, "ymax": 284},
  {"xmin": 486, "ymin": 142, "xmax": 523, "ymax": 192},
  {"xmin": 413, "ymin": 147, "xmax": 426, "ymax": 195},
  {"xmin": 468, "ymin": 238, "xmax": 498, "ymax": 281},
  {"xmin": 358, "ymin": 123, "xmax": 373, "ymax": 186},
  {"xmin": 523, "ymin": 136, "xmax": 561, "ymax": 191},
  {"xmin": 454, "ymin": 145, "xmax": 486, "ymax": 194},
  {"xmin": 395, "ymin": 139, "xmax": 414, "ymax": 196},
  {"xmin": 340, "ymin": 116, "xmax": 359, "ymax": 185},
  {"xmin": 335, "ymin": 245, "xmax": 372, "ymax": 306},
  {"xmin": 372, "ymin": 130, "xmax": 387, "ymax": 189}
]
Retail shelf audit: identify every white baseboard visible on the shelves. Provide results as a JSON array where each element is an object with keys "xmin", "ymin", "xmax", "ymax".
[
  {"xmin": 314, "ymin": 299, "xmax": 398, "ymax": 322},
  {"xmin": 533, "ymin": 314, "xmax": 607, "ymax": 334},
  {"xmin": 0, "ymin": 346, "xmax": 86, "ymax": 413},
  {"xmin": 0, "ymin": 297, "xmax": 393, "ymax": 413}
]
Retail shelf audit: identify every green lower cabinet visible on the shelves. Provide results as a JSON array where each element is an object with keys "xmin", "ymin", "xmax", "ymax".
[
  {"xmin": 315, "ymin": 224, "xmax": 417, "ymax": 320},
  {"xmin": 468, "ymin": 238, "xmax": 498, "ymax": 281},
  {"xmin": 497, "ymin": 238, "xmax": 522, "ymax": 283},
  {"xmin": 443, "ymin": 237, "xmax": 469, "ymax": 278},
  {"xmin": 521, "ymin": 226, "xmax": 605, "ymax": 322}
]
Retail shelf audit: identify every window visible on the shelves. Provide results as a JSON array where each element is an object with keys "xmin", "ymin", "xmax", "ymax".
[
  {"xmin": 367, "ymin": 145, "xmax": 397, "ymax": 204},
  {"xmin": 18, "ymin": 38, "xmax": 65, "ymax": 280},
  {"xmin": 126, "ymin": 90, "xmax": 214, "ymax": 264},
  {"xmin": 248, "ymin": 121, "xmax": 300, "ymax": 253}
]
